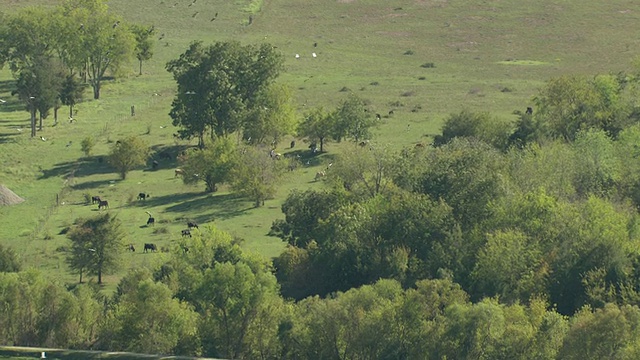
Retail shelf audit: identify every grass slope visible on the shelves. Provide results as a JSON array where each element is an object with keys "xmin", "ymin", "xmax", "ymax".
[{"xmin": 0, "ymin": 0, "xmax": 638, "ymax": 289}]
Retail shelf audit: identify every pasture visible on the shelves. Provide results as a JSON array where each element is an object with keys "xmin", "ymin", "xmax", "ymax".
[{"xmin": 0, "ymin": 0, "xmax": 638, "ymax": 289}]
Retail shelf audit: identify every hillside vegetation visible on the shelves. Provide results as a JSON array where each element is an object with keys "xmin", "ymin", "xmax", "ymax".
[{"xmin": 2, "ymin": 0, "xmax": 640, "ymax": 358}]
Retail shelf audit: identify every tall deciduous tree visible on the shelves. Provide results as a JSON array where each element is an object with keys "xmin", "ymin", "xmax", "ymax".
[
  {"xmin": 131, "ymin": 24, "xmax": 155, "ymax": 76},
  {"xmin": 167, "ymin": 41, "xmax": 284, "ymax": 147},
  {"xmin": 242, "ymin": 83, "xmax": 298, "ymax": 146},
  {"xmin": 66, "ymin": 213, "xmax": 125, "ymax": 284},
  {"xmin": 59, "ymin": 73, "xmax": 85, "ymax": 119},
  {"xmin": 179, "ymin": 136, "xmax": 238, "ymax": 192},
  {"xmin": 99, "ymin": 275, "xmax": 200, "ymax": 355},
  {"xmin": 231, "ymin": 146, "xmax": 286, "ymax": 207},
  {"xmin": 331, "ymin": 94, "xmax": 375, "ymax": 144},
  {"xmin": 61, "ymin": 0, "xmax": 134, "ymax": 99},
  {"xmin": 108, "ymin": 136, "xmax": 150, "ymax": 179},
  {"xmin": 297, "ymin": 107, "xmax": 334, "ymax": 152}
]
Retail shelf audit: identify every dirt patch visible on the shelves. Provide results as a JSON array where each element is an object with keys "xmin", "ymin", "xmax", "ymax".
[
  {"xmin": 0, "ymin": 184, "xmax": 25, "ymax": 206},
  {"xmin": 337, "ymin": 0, "xmax": 356, "ymax": 3}
]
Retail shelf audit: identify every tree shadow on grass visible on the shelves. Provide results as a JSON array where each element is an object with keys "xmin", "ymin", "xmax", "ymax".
[
  {"xmin": 142, "ymin": 191, "xmax": 251, "ymax": 221},
  {"xmin": 0, "ymin": 131, "xmax": 19, "ymax": 144},
  {"xmin": 71, "ymin": 179, "xmax": 117, "ymax": 191},
  {"xmin": 39, "ymin": 156, "xmax": 118, "ymax": 180}
]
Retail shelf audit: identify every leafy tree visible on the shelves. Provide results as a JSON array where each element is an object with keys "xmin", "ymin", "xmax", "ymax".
[
  {"xmin": 506, "ymin": 141, "xmax": 577, "ymax": 200},
  {"xmin": 0, "ymin": 6, "xmax": 55, "ymax": 73},
  {"xmin": 297, "ymin": 106, "xmax": 334, "ymax": 152},
  {"xmin": 559, "ymin": 304, "xmax": 640, "ymax": 360},
  {"xmin": 331, "ymin": 94, "xmax": 375, "ymax": 143},
  {"xmin": 0, "ymin": 244, "xmax": 21, "ymax": 272},
  {"xmin": 178, "ymin": 137, "xmax": 238, "ymax": 192},
  {"xmin": 80, "ymin": 136, "xmax": 95, "ymax": 157},
  {"xmin": 66, "ymin": 213, "xmax": 125, "ymax": 284},
  {"xmin": 417, "ymin": 138, "xmax": 508, "ymax": 229},
  {"xmin": 107, "ymin": 136, "xmax": 150, "ymax": 179},
  {"xmin": 131, "ymin": 24, "xmax": 155, "ymax": 76},
  {"xmin": 270, "ymin": 188, "xmax": 350, "ymax": 247},
  {"xmin": 99, "ymin": 275, "xmax": 200, "ymax": 355},
  {"xmin": 196, "ymin": 261, "xmax": 282, "ymax": 358},
  {"xmin": 167, "ymin": 41, "xmax": 284, "ymax": 146},
  {"xmin": 12, "ymin": 56, "xmax": 64, "ymax": 136},
  {"xmin": 61, "ymin": 0, "xmax": 134, "ymax": 99},
  {"xmin": 434, "ymin": 109, "xmax": 512, "ymax": 150},
  {"xmin": 242, "ymin": 83, "xmax": 298, "ymax": 146},
  {"xmin": 59, "ymin": 73, "xmax": 85, "ymax": 119},
  {"xmin": 534, "ymin": 74, "xmax": 630, "ymax": 141},
  {"xmin": 328, "ymin": 144, "xmax": 398, "ymax": 199},
  {"xmin": 471, "ymin": 230, "xmax": 547, "ymax": 303},
  {"xmin": 231, "ymin": 146, "xmax": 285, "ymax": 207},
  {"xmin": 571, "ymin": 129, "xmax": 621, "ymax": 198}
]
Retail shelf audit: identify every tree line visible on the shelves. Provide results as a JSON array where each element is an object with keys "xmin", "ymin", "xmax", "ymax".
[{"xmin": 0, "ymin": 0, "xmax": 154, "ymax": 137}]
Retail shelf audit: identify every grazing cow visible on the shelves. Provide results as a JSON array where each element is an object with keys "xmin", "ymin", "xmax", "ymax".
[
  {"xmin": 415, "ymin": 143, "xmax": 425, "ymax": 148},
  {"xmin": 526, "ymin": 106, "xmax": 533, "ymax": 115},
  {"xmin": 146, "ymin": 217, "xmax": 155, "ymax": 226},
  {"xmin": 290, "ymin": 140, "xmax": 296, "ymax": 148},
  {"xmin": 187, "ymin": 222, "xmax": 198, "ymax": 229},
  {"xmin": 98, "ymin": 200, "xmax": 109, "ymax": 210},
  {"xmin": 359, "ymin": 140, "xmax": 369, "ymax": 147},
  {"xmin": 182, "ymin": 245, "xmax": 190, "ymax": 253},
  {"xmin": 315, "ymin": 171, "xmax": 326, "ymax": 181},
  {"xmin": 376, "ymin": 113, "xmax": 382, "ymax": 120},
  {"xmin": 388, "ymin": 110, "xmax": 394, "ymax": 116},
  {"xmin": 143, "ymin": 243, "xmax": 157, "ymax": 253},
  {"xmin": 152, "ymin": 160, "xmax": 159, "ymax": 170},
  {"xmin": 127, "ymin": 244, "xmax": 136, "ymax": 252},
  {"xmin": 91, "ymin": 196, "xmax": 101, "ymax": 204},
  {"xmin": 175, "ymin": 168, "xmax": 185, "ymax": 178},
  {"xmin": 181, "ymin": 229, "xmax": 192, "ymax": 237},
  {"xmin": 137, "ymin": 193, "xmax": 149, "ymax": 200}
]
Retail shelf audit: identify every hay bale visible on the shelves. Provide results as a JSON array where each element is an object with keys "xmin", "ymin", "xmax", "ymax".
[{"xmin": 0, "ymin": 185, "xmax": 25, "ymax": 206}]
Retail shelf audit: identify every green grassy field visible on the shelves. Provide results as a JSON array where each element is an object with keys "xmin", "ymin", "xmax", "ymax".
[{"xmin": 1, "ymin": 0, "xmax": 639, "ymax": 290}]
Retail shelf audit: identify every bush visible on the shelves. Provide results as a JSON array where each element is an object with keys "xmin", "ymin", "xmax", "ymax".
[
  {"xmin": 81, "ymin": 136, "xmax": 95, "ymax": 157},
  {"xmin": 0, "ymin": 244, "xmax": 21, "ymax": 272}
]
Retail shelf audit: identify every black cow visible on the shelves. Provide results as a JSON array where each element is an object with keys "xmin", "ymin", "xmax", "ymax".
[
  {"xmin": 526, "ymin": 106, "xmax": 533, "ymax": 115},
  {"xmin": 181, "ymin": 229, "xmax": 192, "ymax": 237},
  {"xmin": 147, "ymin": 217, "xmax": 155, "ymax": 226},
  {"xmin": 143, "ymin": 243, "xmax": 157, "ymax": 253},
  {"xmin": 290, "ymin": 140, "xmax": 296, "ymax": 148},
  {"xmin": 376, "ymin": 113, "xmax": 381, "ymax": 120},
  {"xmin": 138, "ymin": 193, "xmax": 149, "ymax": 200},
  {"xmin": 187, "ymin": 222, "xmax": 198, "ymax": 229},
  {"xmin": 98, "ymin": 200, "xmax": 109, "ymax": 209},
  {"xmin": 91, "ymin": 196, "xmax": 101, "ymax": 204}
]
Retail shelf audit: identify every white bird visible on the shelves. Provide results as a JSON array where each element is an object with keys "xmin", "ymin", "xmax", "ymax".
[
  {"xmin": 16, "ymin": 128, "xmax": 22, "ymax": 132},
  {"xmin": 312, "ymin": 52, "xmax": 317, "ymax": 58},
  {"xmin": 40, "ymin": 136, "xmax": 47, "ymax": 141},
  {"xmin": 0, "ymin": 98, "xmax": 6, "ymax": 103},
  {"xmin": 295, "ymin": 54, "xmax": 300, "ymax": 59}
]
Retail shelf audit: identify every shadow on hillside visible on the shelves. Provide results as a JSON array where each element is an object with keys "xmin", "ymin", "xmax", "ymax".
[
  {"xmin": 139, "ymin": 191, "xmax": 250, "ymax": 221},
  {"xmin": 0, "ymin": 130, "xmax": 19, "ymax": 144},
  {"xmin": 71, "ymin": 179, "xmax": 117, "ymax": 191},
  {"xmin": 39, "ymin": 157, "xmax": 117, "ymax": 180}
]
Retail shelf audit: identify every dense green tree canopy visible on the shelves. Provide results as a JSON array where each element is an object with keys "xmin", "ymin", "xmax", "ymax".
[{"xmin": 167, "ymin": 41, "xmax": 284, "ymax": 147}]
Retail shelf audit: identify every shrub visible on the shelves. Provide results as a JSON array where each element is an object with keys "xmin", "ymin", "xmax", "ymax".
[{"xmin": 81, "ymin": 136, "xmax": 95, "ymax": 157}]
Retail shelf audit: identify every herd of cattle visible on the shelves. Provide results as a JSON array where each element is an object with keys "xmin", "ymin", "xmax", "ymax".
[{"xmin": 89, "ymin": 189, "xmax": 199, "ymax": 255}]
